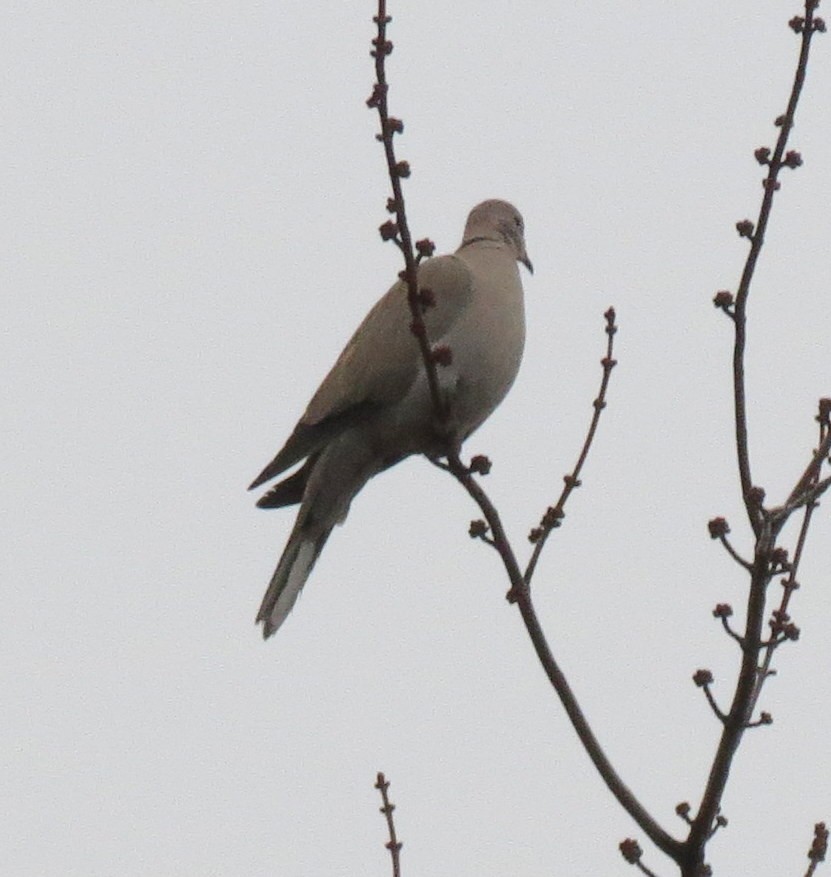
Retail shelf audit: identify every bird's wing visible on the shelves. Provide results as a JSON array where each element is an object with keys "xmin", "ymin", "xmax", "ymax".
[
  {"xmin": 302, "ymin": 254, "xmax": 473, "ymax": 423},
  {"xmin": 249, "ymin": 255, "xmax": 473, "ymax": 489}
]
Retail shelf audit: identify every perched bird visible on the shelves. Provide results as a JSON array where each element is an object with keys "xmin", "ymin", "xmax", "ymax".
[{"xmin": 250, "ymin": 199, "xmax": 532, "ymax": 638}]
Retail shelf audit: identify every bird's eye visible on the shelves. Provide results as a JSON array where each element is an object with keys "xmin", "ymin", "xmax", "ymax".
[{"xmin": 514, "ymin": 216, "xmax": 522, "ymax": 228}]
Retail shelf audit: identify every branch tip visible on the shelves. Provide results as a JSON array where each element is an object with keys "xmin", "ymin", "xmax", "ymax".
[
  {"xmin": 374, "ymin": 770, "xmax": 402, "ymax": 877},
  {"xmin": 808, "ymin": 822, "xmax": 829, "ymax": 868}
]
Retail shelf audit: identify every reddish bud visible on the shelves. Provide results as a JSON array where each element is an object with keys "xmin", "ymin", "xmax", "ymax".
[
  {"xmin": 736, "ymin": 219, "xmax": 754, "ymax": 238},
  {"xmin": 809, "ymin": 822, "xmax": 829, "ymax": 864},
  {"xmin": 708, "ymin": 517, "xmax": 730, "ymax": 538},
  {"xmin": 783, "ymin": 623, "xmax": 801, "ymax": 641},
  {"xmin": 415, "ymin": 238, "xmax": 436, "ymax": 258},
  {"xmin": 469, "ymin": 455, "xmax": 492, "ymax": 476},
  {"xmin": 469, "ymin": 519, "xmax": 489, "ymax": 539},
  {"xmin": 619, "ymin": 839, "xmax": 642, "ymax": 864},
  {"xmin": 541, "ymin": 506, "xmax": 564, "ymax": 529},
  {"xmin": 754, "ymin": 146, "xmax": 771, "ymax": 164},
  {"xmin": 675, "ymin": 801, "xmax": 691, "ymax": 817},
  {"xmin": 762, "ymin": 178, "xmax": 781, "ymax": 191},
  {"xmin": 431, "ymin": 345, "xmax": 453, "ymax": 367},
  {"xmin": 789, "ymin": 16, "xmax": 805, "ymax": 32},
  {"xmin": 528, "ymin": 527, "xmax": 543, "ymax": 544},
  {"xmin": 418, "ymin": 287, "xmax": 436, "ymax": 310},
  {"xmin": 386, "ymin": 197, "xmax": 399, "ymax": 214},
  {"xmin": 370, "ymin": 37, "xmax": 393, "ymax": 56},
  {"xmin": 693, "ymin": 669, "xmax": 714, "ymax": 687},
  {"xmin": 713, "ymin": 290, "xmax": 734, "ymax": 309},
  {"xmin": 814, "ymin": 18, "xmax": 827, "ymax": 33},
  {"xmin": 409, "ymin": 319, "xmax": 426, "ymax": 338},
  {"xmin": 365, "ymin": 83, "xmax": 386, "ymax": 108},
  {"xmin": 379, "ymin": 220, "xmax": 398, "ymax": 241},
  {"xmin": 784, "ymin": 150, "xmax": 803, "ymax": 168},
  {"xmin": 747, "ymin": 486, "xmax": 766, "ymax": 508},
  {"xmin": 385, "ymin": 117, "xmax": 404, "ymax": 135},
  {"xmin": 394, "ymin": 161, "xmax": 411, "ymax": 178},
  {"xmin": 759, "ymin": 711, "xmax": 773, "ymax": 725},
  {"xmin": 713, "ymin": 603, "xmax": 733, "ymax": 618}
]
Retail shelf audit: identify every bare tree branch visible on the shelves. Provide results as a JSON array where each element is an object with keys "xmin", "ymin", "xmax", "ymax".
[
  {"xmin": 523, "ymin": 308, "xmax": 618, "ymax": 589},
  {"xmin": 684, "ymin": 5, "xmax": 825, "ymax": 874},
  {"xmin": 367, "ymin": 3, "xmax": 825, "ymax": 875},
  {"xmin": 375, "ymin": 772, "xmax": 403, "ymax": 877},
  {"xmin": 368, "ymin": 1, "xmax": 446, "ymax": 420},
  {"xmin": 728, "ymin": 3, "xmax": 822, "ymax": 532}
]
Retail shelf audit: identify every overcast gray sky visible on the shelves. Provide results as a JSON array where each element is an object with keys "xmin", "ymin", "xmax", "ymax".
[{"xmin": 4, "ymin": 2, "xmax": 830, "ymax": 875}]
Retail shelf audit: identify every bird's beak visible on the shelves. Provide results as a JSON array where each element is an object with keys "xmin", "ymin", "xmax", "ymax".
[{"xmin": 521, "ymin": 253, "xmax": 534, "ymax": 275}]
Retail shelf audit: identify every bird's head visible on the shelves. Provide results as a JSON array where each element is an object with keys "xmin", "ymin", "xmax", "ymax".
[{"xmin": 462, "ymin": 199, "xmax": 533, "ymax": 274}]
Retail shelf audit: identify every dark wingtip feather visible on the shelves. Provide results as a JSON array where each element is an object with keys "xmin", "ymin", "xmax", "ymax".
[
  {"xmin": 248, "ymin": 462, "xmax": 277, "ymax": 491},
  {"xmin": 254, "ymin": 457, "xmax": 313, "ymax": 509}
]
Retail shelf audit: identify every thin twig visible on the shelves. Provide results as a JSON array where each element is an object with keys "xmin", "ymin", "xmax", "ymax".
[
  {"xmin": 368, "ymin": 2, "xmax": 445, "ymax": 419},
  {"xmin": 749, "ymin": 409, "xmax": 829, "ymax": 713},
  {"xmin": 787, "ymin": 474, "xmax": 831, "ymax": 512},
  {"xmin": 701, "ymin": 683, "xmax": 728, "ymax": 725},
  {"xmin": 718, "ymin": 533, "xmax": 753, "ymax": 571},
  {"xmin": 719, "ymin": 614, "xmax": 745, "ymax": 647},
  {"xmin": 744, "ymin": 711, "xmax": 773, "ymax": 729},
  {"xmin": 730, "ymin": 3, "xmax": 819, "ymax": 532},
  {"xmin": 805, "ymin": 821, "xmax": 829, "ymax": 877},
  {"xmin": 785, "ymin": 430, "xmax": 831, "ymax": 509},
  {"xmin": 523, "ymin": 308, "xmax": 617, "ymax": 588},
  {"xmin": 619, "ymin": 838, "xmax": 664, "ymax": 876},
  {"xmin": 708, "ymin": 810, "xmax": 729, "ymax": 839},
  {"xmin": 375, "ymin": 772, "xmax": 403, "ymax": 877},
  {"xmin": 635, "ymin": 860, "xmax": 662, "ymax": 877}
]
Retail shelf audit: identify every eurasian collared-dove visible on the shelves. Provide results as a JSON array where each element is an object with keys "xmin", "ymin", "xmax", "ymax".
[{"xmin": 250, "ymin": 199, "xmax": 532, "ymax": 638}]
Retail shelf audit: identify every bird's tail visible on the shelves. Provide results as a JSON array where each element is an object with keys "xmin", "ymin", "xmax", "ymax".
[{"xmin": 256, "ymin": 523, "xmax": 333, "ymax": 639}]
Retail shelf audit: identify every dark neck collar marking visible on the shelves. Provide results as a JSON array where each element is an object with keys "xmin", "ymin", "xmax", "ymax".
[{"xmin": 459, "ymin": 234, "xmax": 502, "ymax": 249}]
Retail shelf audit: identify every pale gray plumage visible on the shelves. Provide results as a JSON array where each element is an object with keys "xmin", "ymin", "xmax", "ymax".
[{"xmin": 250, "ymin": 199, "xmax": 532, "ymax": 638}]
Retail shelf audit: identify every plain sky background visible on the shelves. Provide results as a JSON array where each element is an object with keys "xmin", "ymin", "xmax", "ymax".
[{"xmin": 4, "ymin": 2, "xmax": 830, "ymax": 875}]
